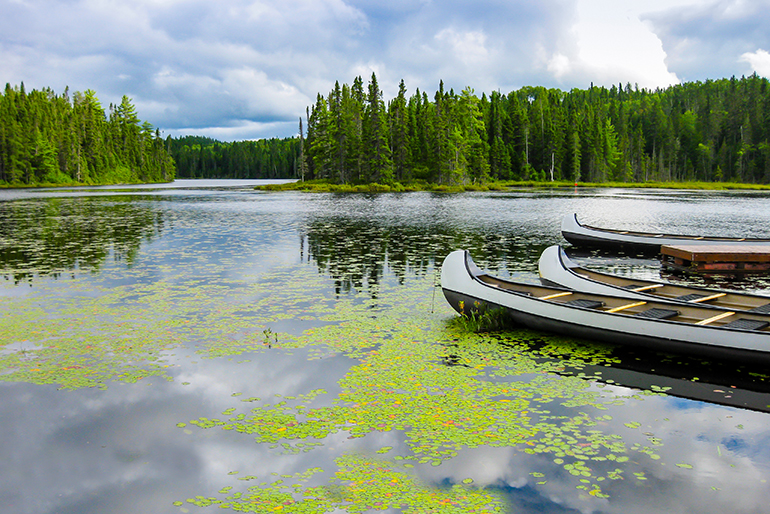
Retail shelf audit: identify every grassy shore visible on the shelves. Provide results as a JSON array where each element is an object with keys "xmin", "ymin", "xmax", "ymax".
[{"xmin": 255, "ymin": 179, "xmax": 770, "ymax": 193}]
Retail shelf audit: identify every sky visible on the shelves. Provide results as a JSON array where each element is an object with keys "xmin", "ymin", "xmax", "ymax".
[{"xmin": 2, "ymin": 0, "xmax": 770, "ymax": 141}]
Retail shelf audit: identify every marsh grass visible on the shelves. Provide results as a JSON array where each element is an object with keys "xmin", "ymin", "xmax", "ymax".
[{"xmin": 449, "ymin": 303, "xmax": 513, "ymax": 333}]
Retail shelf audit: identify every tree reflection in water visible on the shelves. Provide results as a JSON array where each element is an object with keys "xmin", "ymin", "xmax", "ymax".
[{"xmin": 0, "ymin": 196, "xmax": 163, "ymax": 284}]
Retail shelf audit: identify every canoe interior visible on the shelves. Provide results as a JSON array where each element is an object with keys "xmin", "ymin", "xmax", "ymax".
[
  {"xmin": 467, "ymin": 272, "xmax": 770, "ymax": 332},
  {"xmin": 572, "ymin": 267, "xmax": 770, "ymax": 312}
]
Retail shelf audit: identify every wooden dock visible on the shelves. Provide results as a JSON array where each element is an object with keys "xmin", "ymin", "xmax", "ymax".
[{"xmin": 661, "ymin": 244, "xmax": 770, "ymax": 273}]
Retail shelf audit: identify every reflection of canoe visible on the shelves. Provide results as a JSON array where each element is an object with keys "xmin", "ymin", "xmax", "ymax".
[
  {"xmin": 561, "ymin": 213, "xmax": 770, "ymax": 252},
  {"xmin": 441, "ymin": 249, "xmax": 770, "ymax": 364},
  {"xmin": 559, "ymin": 355, "xmax": 770, "ymax": 414},
  {"xmin": 538, "ymin": 245, "xmax": 770, "ymax": 313}
]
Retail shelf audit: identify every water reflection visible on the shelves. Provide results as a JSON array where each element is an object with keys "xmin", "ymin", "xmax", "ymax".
[
  {"xmin": 0, "ymin": 196, "xmax": 163, "ymax": 284},
  {"xmin": 300, "ymin": 192, "xmax": 562, "ymax": 298},
  {"xmin": 474, "ymin": 335, "xmax": 770, "ymax": 414},
  {"xmin": 3, "ymin": 184, "xmax": 770, "ymax": 514}
]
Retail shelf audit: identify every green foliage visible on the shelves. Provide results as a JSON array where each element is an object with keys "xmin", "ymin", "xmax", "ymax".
[
  {"xmin": 0, "ymin": 84, "xmax": 175, "ymax": 186},
  {"xmin": 300, "ymin": 73, "xmax": 770, "ymax": 185},
  {"xmin": 449, "ymin": 302, "xmax": 512, "ymax": 333},
  {"xmin": 167, "ymin": 135, "xmax": 300, "ymax": 179}
]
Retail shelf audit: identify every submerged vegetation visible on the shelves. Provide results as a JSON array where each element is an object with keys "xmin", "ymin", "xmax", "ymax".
[
  {"xmin": 449, "ymin": 301, "xmax": 514, "ymax": 333},
  {"xmin": 0, "ymin": 83, "xmax": 175, "ymax": 187}
]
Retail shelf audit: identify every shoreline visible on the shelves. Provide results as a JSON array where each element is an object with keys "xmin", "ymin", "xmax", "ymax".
[{"xmin": 254, "ymin": 179, "xmax": 770, "ymax": 193}]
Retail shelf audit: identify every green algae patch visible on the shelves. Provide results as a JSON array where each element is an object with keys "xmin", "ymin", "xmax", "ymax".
[
  {"xmin": 0, "ymin": 265, "xmax": 343, "ymax": 389},
  {"xmin": 175, "ymin": 273, "xmax": 681, "ymax": 504},
  {"xmin": 178, "ymin": 455, "xmax": 506, "ymax": 513},
  {"xmin": 1, "ymin": 252, "xmax": 697, "ymax": 506}
]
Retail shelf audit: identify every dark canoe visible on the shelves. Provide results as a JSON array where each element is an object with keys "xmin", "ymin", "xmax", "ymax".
[
  {"xmin": 537, "ymin": 244, "xmax": 770, "ymax": 313},
  {"xmin": 441, "ymin": 249, "xmax": 770, "ymax": 364},
  {"xmin": 552, "ymin": 353, "xmax": 770, "ymax": 414},
  {"xmin": 561, "ymin": 213, "xmax": 770, "ymax": 252}
]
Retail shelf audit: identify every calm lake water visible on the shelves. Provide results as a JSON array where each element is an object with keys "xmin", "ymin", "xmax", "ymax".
[{"xmin": 2, "ymin": 180, "xmax": 770, "ymax": 514}]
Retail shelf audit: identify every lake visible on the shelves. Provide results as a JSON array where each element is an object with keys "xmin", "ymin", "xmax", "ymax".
[{"xmin": 2, "ymin": 180, "xmax": 770, "ymax": 514}]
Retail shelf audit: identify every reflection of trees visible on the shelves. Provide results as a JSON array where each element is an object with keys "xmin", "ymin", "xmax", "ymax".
[
  {"xmin": 0, "ymin": 197, "xmax": 163, "ymax": 284},
  {"xmin": 301, "ymin": 213, "xmax": 554, "ymax": 297}
]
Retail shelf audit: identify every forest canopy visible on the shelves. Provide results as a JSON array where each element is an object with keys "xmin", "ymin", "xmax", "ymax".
[
  {"xmin": 0, "ymin": 83, "xmax": 175, "ymax": 186},
  {"xmin": 168, "ymin": 136, "xmax": 299, "ymax": 180},
  {"xmin": 10, "ymin": 75, "xmax": 768, "ymax": 187},
  {"xmin": 171, "ymin": 73, "xmax": 770, "ymax": 185},
  {"xmin": 300, "ymin": 73, "xmax": 770, "ymax": 185}
]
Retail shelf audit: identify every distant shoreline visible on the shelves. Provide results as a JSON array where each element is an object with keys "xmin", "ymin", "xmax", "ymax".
[{"xmin": 254, "ymin": 179, "xmax": 770, "ymax": 193}]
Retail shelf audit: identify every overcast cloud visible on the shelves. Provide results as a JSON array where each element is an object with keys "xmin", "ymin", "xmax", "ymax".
[{"xmin": 1, "ymin": 0, "xmax": 769, "ymax": 140}]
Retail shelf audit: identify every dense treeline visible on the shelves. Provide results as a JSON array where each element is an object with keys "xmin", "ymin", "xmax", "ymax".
[
  {"xmin": 0, "ymin": 83, "xmax": 175, "ymax": 186},
  {"xmin": 168, "ymin": 136, "xmax": 299, "ymax": 179},
  {"xmin": 304, "ymin": 73, "xmax": 770, "ymax": 185}
]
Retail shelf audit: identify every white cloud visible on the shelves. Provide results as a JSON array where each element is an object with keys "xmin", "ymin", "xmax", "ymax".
[
  {"xmin": 547, "ymin": 53, "xmax": 571, "ymax": 78},
  {"xmin": 644, "ymin": 0, "xmax": 770, "ymax": 81},
  {"xmin": 1, "ymin": 0, "xmax": 768, "ymax": 140},
  {"xmin": 740, "ymin": 49, "xmax": 770, "ymax": 77},
  {"xmin": 434, "ymin": 28, "xmax": 490, "ymax": 66}
]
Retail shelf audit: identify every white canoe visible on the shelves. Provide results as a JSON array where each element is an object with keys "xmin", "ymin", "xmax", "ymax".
[
  {"xmin": 561, "ymin": 213, "xmax": 770, "ymax": 252},
  {"xmin": 538, "ymin": 245, "xmax": 770, "ymax": 313},
  {"xmin": 441, "ymin": 249, "xmax": 770, "ymax": 364}
]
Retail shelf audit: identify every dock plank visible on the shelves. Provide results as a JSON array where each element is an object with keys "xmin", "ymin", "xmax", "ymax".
[{"xmin": 661, "ymin": 244, "xmax": 770, "ymax": 273}]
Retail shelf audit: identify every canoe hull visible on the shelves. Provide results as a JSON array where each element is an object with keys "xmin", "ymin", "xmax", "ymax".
[
  {"xmin": 561, "ymin": 213, "xmax": 770, "ymax": 252},
  {"xmin": 441, "ymin": 249, "xmax": 770, "ymax": 364}
]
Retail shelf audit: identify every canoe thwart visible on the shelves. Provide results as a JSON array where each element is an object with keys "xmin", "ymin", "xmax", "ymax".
[
  {"xmin": 539, "ymin": 291, "xmax": 574, "ymax": 300},
  {"xmin": 607, "ymin": 301, "xmax": 647, "ymax": 313},
  {"xmin": 696, "ymin": 311, "xmax": 736, "ymax": 326},
  {"xmin": 630, "ymin": 284, "xmax": 665, "ymax": 292},
  {"xmin": 688, "ymin": 293, "xmax": 727, "ymax": 303}
]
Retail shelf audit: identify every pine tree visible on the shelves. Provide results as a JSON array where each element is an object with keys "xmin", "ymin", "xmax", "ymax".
[{"xmin": 362, "ymin": 73, "xmax": 392, "ymax": 183}]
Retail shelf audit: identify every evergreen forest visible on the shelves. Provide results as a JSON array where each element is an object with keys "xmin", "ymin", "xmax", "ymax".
[
  {"xmin": 6, "ymin": 75, "xmax": 770, "ymax": 187},
  {"xmin": 0, "ymin": 83, "xmax": 175, "ymax": 186},
  {"xmin": 300, "ymin": 73, "xmax": 770, "ymax": 185},
  {"xmin": 168, "ymin": 136, "xmax": 300, "ymax": 179}
]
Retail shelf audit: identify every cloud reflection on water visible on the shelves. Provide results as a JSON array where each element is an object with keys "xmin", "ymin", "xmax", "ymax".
[{"xmin": 4, "ymin": 184, "xmax": 770, "ymax": 514}]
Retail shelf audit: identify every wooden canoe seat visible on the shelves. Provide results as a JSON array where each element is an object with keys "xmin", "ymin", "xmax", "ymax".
[
  {"xmin": 675, "ymin": 293, "xmax": 706, "ymax": 302},
  {"xmin": 633, "ymin": 308, "xmax": 679, "ymax": 320},
  {"xmin": 565, "ymin": 299, "xmax": 605, "ymax": 309},
  {"xmin": 748, "ymin": 303, "xmax": 770, "ymax": 314},
  {"xmin": 723, "ymin": 318, "xmax": 770, "ymax": 331}
]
